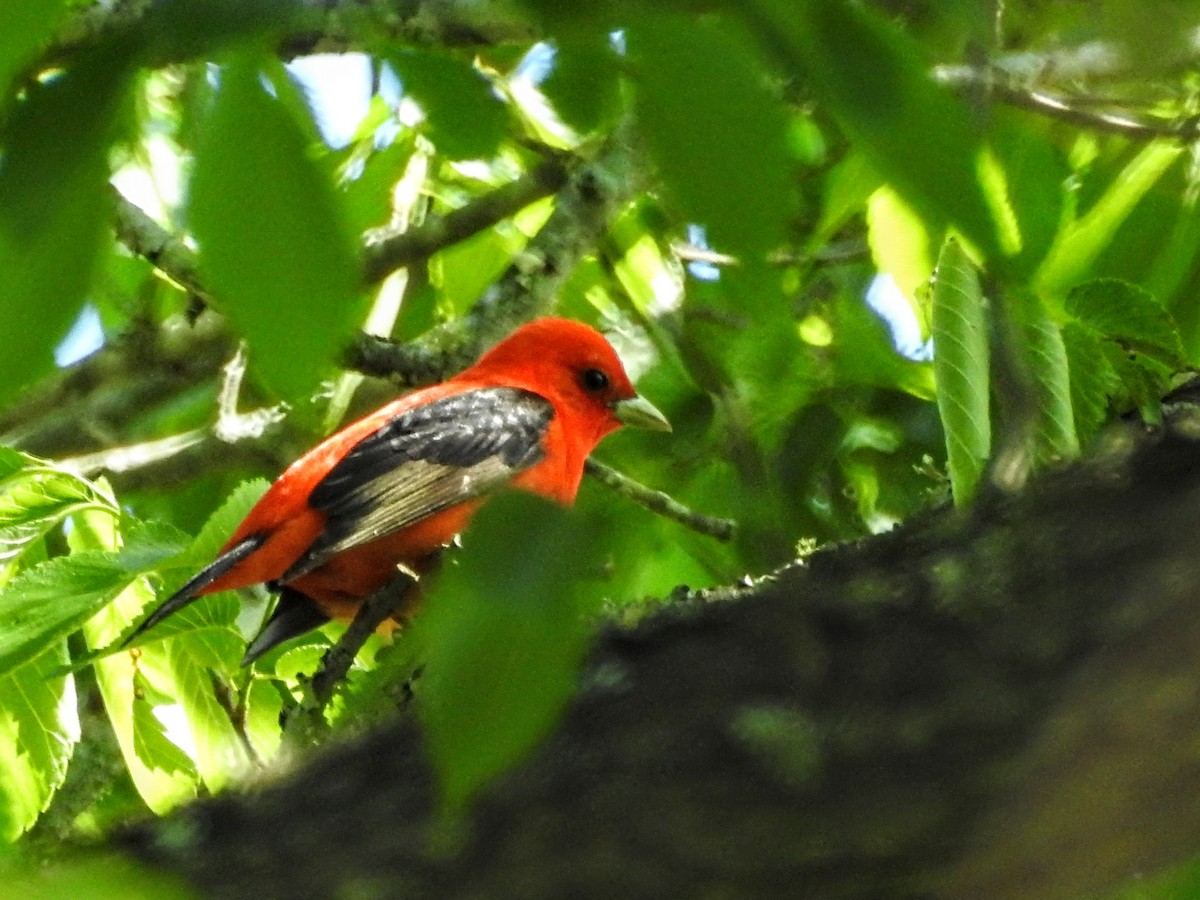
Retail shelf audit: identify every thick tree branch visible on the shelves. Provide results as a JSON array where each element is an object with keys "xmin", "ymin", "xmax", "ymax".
[
  {"xmin": 0, "ymin": 312, "xmax": 233, "ymax": 458},
  {"xmin": 117, "ymin": 415, "xmax": 1200, "ymax": 898}
]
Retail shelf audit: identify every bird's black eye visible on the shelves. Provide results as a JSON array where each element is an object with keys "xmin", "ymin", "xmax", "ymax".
[{"xmin": 580, "ymin": 367, "xmax": 609, "ymax": 393}]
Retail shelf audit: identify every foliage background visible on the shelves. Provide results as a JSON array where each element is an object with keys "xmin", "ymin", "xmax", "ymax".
[{"xmin": 2, "ymin": 0, "xmax": 1200, "ymax": 895}]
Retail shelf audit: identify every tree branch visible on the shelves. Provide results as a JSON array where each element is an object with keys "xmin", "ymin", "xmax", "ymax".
[
  {"xmin": 46, "ymin": 0, "xmax": 538, "ymax": 72},
  {"xmin": 935, "ymin": 65, "xmax": 1200, "ymax": 141},
  {"xmin": 583, "ymin": 457, "xmax": 735, "ymax": 541},
  {"xmin": 345, "ymin": 132, "xmax": 643, "ymax": 384},
  {"xmin": 361, "ymin": 155, "xmax": 569, "ymax": 285}
]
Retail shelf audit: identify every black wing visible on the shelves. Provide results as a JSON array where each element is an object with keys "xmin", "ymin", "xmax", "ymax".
[{"xmin": 281, "ymin": 386, "xmax": 553, "ymax": 582}]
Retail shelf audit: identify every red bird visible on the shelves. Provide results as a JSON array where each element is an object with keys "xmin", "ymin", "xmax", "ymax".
[{"xmin": 128, "ymin": 318, "xmax": 670, "ymax": 664}]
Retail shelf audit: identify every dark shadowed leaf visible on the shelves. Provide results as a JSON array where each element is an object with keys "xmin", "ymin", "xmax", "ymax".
[
  {"xmin": 388, "ymin": 50, "xmax": 509, "ymax": 160},
  {"xmin": 0, "ymin": 45, "xmax": 135, "ymax": 393},
  {"xmin": 764, "ymin": 0, "xmax": 1000, "ymax": 260},
  {"xmin": 541, "ymin": 37, "xmax": 622, "ymax": 134},
  {"xmin": 416, "ymin": 493, "xmax": 608, "ymax": 813},
  {"xmin": 629, "ymin": 13, "xmax": 793, "ymax": 258},
  {"xmin": 0, "ymin": 0, "xmax": 69, "ymax": 101}
]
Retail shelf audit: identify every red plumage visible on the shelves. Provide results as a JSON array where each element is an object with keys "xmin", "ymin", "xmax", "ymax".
[{"xmin": 127, "ymin": 318, "xmax": 669, "ymax": 663}]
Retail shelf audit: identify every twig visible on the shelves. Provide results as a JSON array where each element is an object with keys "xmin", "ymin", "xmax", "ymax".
[
  {"xmin": 112, "ymin": 186, "xmax": 209, "ymax": 301},
  {"xmin": 282, "ymin": 569, "xmax": 418, "ymax": 742},
  {"xmin": 584, "ymin": 457, "xmax": 736, "ymax": 542},
  {"xmin": 934, "ymin": 65, "xmax": 1200, "ymax": 141},
  {"xmin": 361, "ymin": 155, "xmax": 569, "ymax": 284},
  {"xmin": 0, "ymin": 312, "xmax": 233, "ymax": 457},
  {"xmin": 670, "ymin": 239, "xmax": 869, "ymax": 270},
  {"xmin": 214, "ymin": 345, "xmax": 288, "ymax": 442}
]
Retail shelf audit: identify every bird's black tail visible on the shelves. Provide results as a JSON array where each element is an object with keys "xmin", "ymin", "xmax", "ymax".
[
  {"xmin": 123, "ymin": 533, "xmax": 265, "ymax": 647},
  {"xmin": 241, "ymin": 588, "xmax": 330, "ymax": 666}
]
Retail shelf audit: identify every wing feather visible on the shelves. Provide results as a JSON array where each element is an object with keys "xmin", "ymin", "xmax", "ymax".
[{"xmin": 282, "ymin": 387, "xmax": 553, "ymax": 581}]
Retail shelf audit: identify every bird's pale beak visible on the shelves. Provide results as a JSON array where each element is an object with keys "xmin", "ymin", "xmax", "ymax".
[{"xmin": 613, "ymin": 394, "xmax": 672, "ymax": 432}]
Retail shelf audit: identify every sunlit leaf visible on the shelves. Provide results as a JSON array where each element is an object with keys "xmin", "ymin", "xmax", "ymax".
[
  {"xmin": 243, "ymin": 678, "xmax": 284, "ymax": 761},
  {"xmin": 1036, "ymin": 142, "xmax": 1182, "ymax": 295},
  {"xmin": 164, "ymin": 641, "xmax": 249, "ymax": 791},
  {"xmin": 0, "ymin": 450, "xmax": 116, "ymax": 569},
  {"xmin": 0, "ymin": 528, "xmax": 180, "ymax": 678},
  {"xmin": 867, "ymin": 186, "xmax": 935, "ymax": 328},
  {"xmin": 0, "ymin": 642, "xmax": 78, "ymax": 840},
  {"xmin": 75, "ymin": 506, "xmax": 199, "ymax": 812}
]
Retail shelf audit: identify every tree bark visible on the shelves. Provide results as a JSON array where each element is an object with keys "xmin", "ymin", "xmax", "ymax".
[{"xmin": 120, "ymin": 416, "xmax": 1200, "ymax": 899}]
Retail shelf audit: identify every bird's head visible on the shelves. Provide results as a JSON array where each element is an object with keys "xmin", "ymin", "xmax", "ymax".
[{"xmin": 467, "ymin": 318, "xmax": 671, "ymax": 441}]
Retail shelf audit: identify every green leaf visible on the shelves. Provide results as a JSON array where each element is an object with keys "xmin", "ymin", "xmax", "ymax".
[
  {"xmin": 243, "ymin": 678, "xmax": 284, "ymax": 761},
  {"xmin": 189, "ymin": 51, "xmax": 362, "ymax": 399},
  {"xmin": 416, "ymin": 494, "xmax": 606, "ymax": 813},
  {"xmin": 389, "ymin": 50, "xmax": 509, "ymax": 160},
  {"xmin": 74, "ymin": 506, "xmax": 200, "ymax": 812},
  {"xmin": 142, "ymin": 0, "xmax": 306, "ymax": 62},
  {"xmin": 0, "ymin": 0, "xmax": 69, "ymax": 102},
  {"xmin": 0, "ymin": 539, "xmax": 176, "ymax": 678},
  {"xmin": 1061, "ymin": 322, "xmax": 1120, "ymax": 446},
  {"xmin": 0, "ymin": 642, "xmax": 78, "ymax": 840},
  {"xmin": 183, "ymin": 479, "xmax": 270, "ymax": 570},
  {"xmin": 1013, "ymin": 292, "xmax": 1080, "ymax": 463},
  {"xmin": 338, "ymin": 137, "xmax": 416, "ymax": 235},
  {"xmin": 931, "ymin": 237, "xmax": 991, "ymax": 505},
  {"xmin": 629, "ymin": 13, "xmax": 793, "ymax": 257},
  {"xmin": 0, "ymin": 451, "xmax": 117, "ymax": 569},
  {"xmin": 164, "ymin": 642, "xmax": 249, "ymax": 791},
  {"xmin": 987, "ymin": 111, "xmax": 1069, "ymax": 279},
  {"xmin": 75, "ymin": 488, "xmax": 256, "ymax": 791},
  {"xmin": 765, "ymin": 0, "xmax": 1001, "ymax": 259},
  {"xmin": 541, "ymin": 37, "xmax": 622, "ymax": 134},
  {"xmin": 1036, "ymin": 142, "xmax": 1182, "ymax": 295},
  {"xmin": 1065, "ymin": 279, "xmax": 1184, "ymax": 367},
  {"xmin": 0, "ymin": 45, "xmax": 135, "ymax": 392},
  {"xmin": 0, "ymin": 853, "xmax": 196, "ymax": 900}
]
